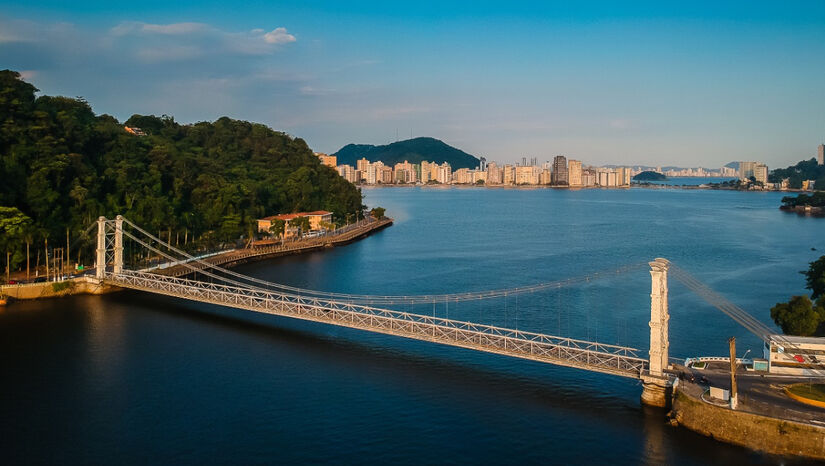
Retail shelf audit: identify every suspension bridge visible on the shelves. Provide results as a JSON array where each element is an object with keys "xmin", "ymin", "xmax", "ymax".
[{"xmin": 91, "ymin": 215, "xmax": 786, "ymax": 407}]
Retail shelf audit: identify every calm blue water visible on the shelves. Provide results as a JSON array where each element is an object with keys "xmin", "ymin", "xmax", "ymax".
[
  {"xmin": 636, "ymin": 176, "xmax": 738, "ymax": 186},
  {"xmin": 1, "ymin": 187, "xmax": 823, "ymax": 465}
]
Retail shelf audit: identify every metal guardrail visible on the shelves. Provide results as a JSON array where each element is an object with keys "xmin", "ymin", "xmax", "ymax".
[{"xmin": 106, "ymin": 270, "xmax": 649, "ymax": 379}]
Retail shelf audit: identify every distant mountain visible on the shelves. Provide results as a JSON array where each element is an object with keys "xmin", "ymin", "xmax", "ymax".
[
  {"xmin": 334, "ymin": 137, "xmax": 480, "ymax": 169},
  {"xmin": 724, "ymin": 162, "xmax": 739, "ymax": 169}
]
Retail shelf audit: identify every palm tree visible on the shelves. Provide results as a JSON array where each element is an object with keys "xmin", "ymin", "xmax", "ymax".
[{"xmin": 25, "ymin": 232, "xmax": 33, "ymax": 281}]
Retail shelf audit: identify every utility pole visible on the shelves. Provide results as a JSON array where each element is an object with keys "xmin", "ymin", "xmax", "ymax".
[
  {"xmin": 26, "ymin": 241, "xmax": 30, "ymax": 281},
  {"xmin": 66, "ymin": 228, "xmax": 70, "ymax": 275},
  {"xmin": 5, "ymin": 251, "xmax": 9, "ymax": 283},
  {"xmin": 45, "ymin": 238, "xmax": 49, "ymax": 282},
  {"xmin": 729, "ymin": 337, "xmax": 738, "ymax": 410}
]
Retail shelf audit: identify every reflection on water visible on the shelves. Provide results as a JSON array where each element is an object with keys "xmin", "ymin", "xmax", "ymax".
[{"xmin": 1, "ymin": 187, "xmax": 824, "ymax": 464}]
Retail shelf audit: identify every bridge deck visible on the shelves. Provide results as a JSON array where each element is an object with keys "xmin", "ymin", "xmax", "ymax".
[{"xmin": 105, "ymin": 270, "xmax": 648, "ymax": 379}]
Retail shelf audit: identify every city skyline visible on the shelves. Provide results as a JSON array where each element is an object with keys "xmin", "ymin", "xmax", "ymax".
[
  {"xmin": 332, "ymin": 153, "xmax": 776, "ymax": 188},
  {"xmin": 1, "ymin": 1, "xmax": 824, "ymax": 167}
]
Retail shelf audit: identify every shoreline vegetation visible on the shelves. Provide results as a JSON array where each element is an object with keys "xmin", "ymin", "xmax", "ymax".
[
  {"xmin": 780, "ymin": 192, "xmax": 825, "ymax": 217},
  {"xmin": 0, "ymin": 69, "xmax": 366, "ymax": 282},
  {"xmin": 0, "ymin": 217, "xmax": 393, "ymax": 304}
]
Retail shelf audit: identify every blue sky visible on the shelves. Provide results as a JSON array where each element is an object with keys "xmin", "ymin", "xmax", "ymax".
[{"xmin": 2, "ymin": 1, "xmax": 824, "ymax": 167}]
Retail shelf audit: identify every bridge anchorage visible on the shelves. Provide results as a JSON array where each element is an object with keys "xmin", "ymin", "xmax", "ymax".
[{"xmin": 93, "ymin": 216, "xmax": 758, "ymax": 408}]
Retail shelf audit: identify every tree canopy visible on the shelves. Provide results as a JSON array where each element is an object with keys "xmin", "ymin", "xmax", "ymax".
[
  {"xmin": 781, "ymin": 192, "xmax": 825, "ymax": 209},
  {"xmin": 770, "ymin": 295, "xmax": 825, "ymax": 337},
  {"xmin": 290, "ymin": 216, "xmax": 310, "ymax": 233},
  {"xmin": 804, "ymin": 256, "xmax": 825, "ymax": 300},
  {"xmin": 770, "ymin": 255, "xmax": 825, "ymax": 336},
  {"xmin": 769, "ymin": 158, "xmax": 825, "ymax": 190},
  {"xmin": 0, "ymin": 69, "xmax": 364, "ymax": 269}
]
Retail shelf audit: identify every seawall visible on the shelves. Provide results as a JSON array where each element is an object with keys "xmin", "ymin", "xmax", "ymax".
[
  {"xmin": 2, "ymin": 218, "xmax": 393, "ymax": 303},
  {"xmin": 1, "ymin": 276, "xmax": 120, "ymax": 303},
  {"xmin": 670, "ymin": 388, "xmax": 825, "ymax": 460}
]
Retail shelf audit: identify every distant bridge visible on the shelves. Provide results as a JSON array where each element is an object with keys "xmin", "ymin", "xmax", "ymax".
[{"xmin": 92, "ymin": 216, "xmax": 783, "ymax": 406}]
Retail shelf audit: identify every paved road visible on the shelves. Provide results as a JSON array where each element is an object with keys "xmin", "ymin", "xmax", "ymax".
[{"xmin": 675, "ymin": 363, "xmax": 825, "ymax": 425}]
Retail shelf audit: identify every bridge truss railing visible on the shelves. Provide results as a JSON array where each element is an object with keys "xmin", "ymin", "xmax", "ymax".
[{"xmin": 107, "ymin": 269, "xmax": 649, "ymax": 378}]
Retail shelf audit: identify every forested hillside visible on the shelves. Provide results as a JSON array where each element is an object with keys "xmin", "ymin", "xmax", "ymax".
[
  {"xmin": 0, "ymin": 70, "xmax": 363, "ymax": 270},
  {"xmin": 769, "ymin": 158, "xmax": 825, "ymax": 189},
  {"xmin": 334, "ymin": 137, "xmax": 480, "ymax": 169}
]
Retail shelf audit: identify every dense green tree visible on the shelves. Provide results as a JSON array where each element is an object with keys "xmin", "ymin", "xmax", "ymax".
[
  {"xmin": 804, "ymin": 255, "xmax": 825, "ymax": 300},
  {"xmin": 0, "ymin": 69, "xmax": 365, "ymax": 263},
  {"xmin": 0, "ymin": 206, "xmax": 33, "ymax": 274},
  {"xmin": 370, "ymin": 207, "xmax": 386, "ymax": 219},
  {"xmin": 769, "ymin": 158, "xmax": 825, "ymax": 189},
  {"xmin": 269, "ymin": 219, "xmax": 286, "ymax": 237},
  {"xmin": 781, "ymin": 192, "xmax": 825, "ymax": 209},
  {"xmin": 290, "ymin": 216, "xmax": 310, "ymax": 235},
  {"xmin": 770, "ymin": 295, "xmax": 825, "ymax": 336}
]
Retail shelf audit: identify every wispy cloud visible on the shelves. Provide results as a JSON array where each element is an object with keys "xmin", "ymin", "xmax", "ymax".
[
  {"xmin": 110, "ymin": 21, "xmax": 210, "ymax": 36},
  {"xmin": 263, "ymin": 27, "xmax": 296, "ymax": 45},
  {"xmin": 299, "ymin": 85, "xmax": 335, "ymax": 96},
  {"xmin": 105, "ymin": 21, "xmax": 298, "ymax": 62}
]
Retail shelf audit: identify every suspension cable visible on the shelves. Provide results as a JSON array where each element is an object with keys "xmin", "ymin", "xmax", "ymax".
[{"xmin": 116, "ymin": 216, "xmax": 645, "ymax": 304}]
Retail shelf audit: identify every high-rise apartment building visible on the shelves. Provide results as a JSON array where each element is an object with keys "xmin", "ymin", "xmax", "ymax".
[
  {"xmin": 502, "ymin": 165, "xmax": 515, "ymax": 185},
  {"xmin": 754, "ymin": 163, "xmax": 768, "ymax": 186},
  {"xmin": 452, "ymin": 168, "xmax": 472, "ymax": 184},
  {"xmin": 818, "ymin": 144, "xmax": 824, "ymax": 165},
  {"xmin": 393, "ymin": 160, "xmax": 417, "ymax": 183},
  {"xmin": 582, "ymin": 168, "xmax": 596, "ymax": 187},
  {"xmin": 357, "ymin": 158, "xmax": 370, "ymax": 173},
  {"xmin": 551, "ymin": 156, "xmax": 568, "ymax": 185},
  {"xmin": 380, "ymin": 165, "xmax": 393, "ymax": 184},
  {"xmin": 337, "ymin": 164, "xmax": 359, "ymax": 184},
  {"xmin": 515, "ymin": 165, "xmax": 540, "ymax": 185},
  {"xmin": 365, "ymin": 163, "xmax": 377, "ymax": 184},
  {"xmin": 486, "ymin": 162, "xmax": 502, "ymax": 184},
  {"xmin": 568, "ymin": 160, "xmax": 583, "ymax": 187},
  {"xmin": 420, "ymin": 161, "xmax": 434, "ymax": 183},
  {"xmin": 539, "ymin": 168, "xmax": 551, "ymax": 185},
  {"xmin": 739, "ymin": 161, "xmax": 757, "ymax": 180},
  {"xmin": 616, "ymin": 167, "xmax": 632, "ymax": 186},
  {"xmin": 315, "ymin": 152, "xmax": 337, "ymax": 168}
]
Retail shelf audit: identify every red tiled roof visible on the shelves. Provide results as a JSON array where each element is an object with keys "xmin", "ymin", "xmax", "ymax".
[{"xmin": 259, "ymin": 211, "xmax": 332, "ymax": 221}]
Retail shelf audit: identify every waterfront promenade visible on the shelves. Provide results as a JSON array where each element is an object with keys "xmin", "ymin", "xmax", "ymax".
[
  {"xmin": 0, "ymin": 217, "xmax": 393, "ymax": 302},
  {"xmin": 143, "ymin": 216, "xmax": 393, "ymax": 277}
]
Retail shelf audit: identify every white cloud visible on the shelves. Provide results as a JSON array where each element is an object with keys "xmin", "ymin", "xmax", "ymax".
[
  {"xmin": 263, "ymin": 27, "xmax": 296, "ymax": 45},
  {"xmin": 105, "ymin": 21, "xmax": 298, "ymax": 58}
]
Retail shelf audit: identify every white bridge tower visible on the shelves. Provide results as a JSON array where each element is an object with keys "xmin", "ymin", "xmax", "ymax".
[{"xmin": 641, "ymin": 258, "xmax": 672, "ymax": 407}]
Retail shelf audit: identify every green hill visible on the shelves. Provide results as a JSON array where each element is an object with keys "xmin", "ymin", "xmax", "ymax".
[
  {"xmin": 769, "ymin": 158, "xmax": 825, "ymax": 190},
  {"xmin": 0, "ymin": 69, "xmax": 363, "ymax": 271},
  {"xmin": 334, "ymin": 137, "xmax": 479, "ymax": 169},
  {"xmin": 633, "ymin": 171, "xmax": 667, "ymax": 181}
]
